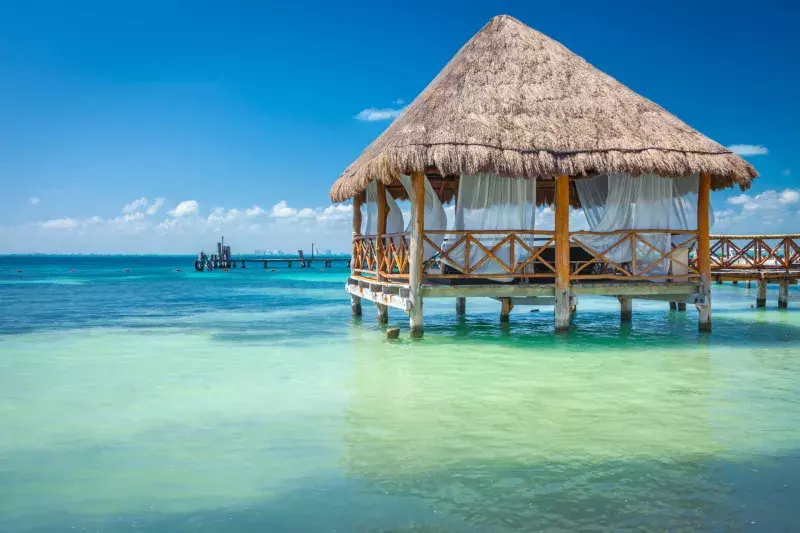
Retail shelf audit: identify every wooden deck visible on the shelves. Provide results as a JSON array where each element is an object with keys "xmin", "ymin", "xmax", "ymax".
[{"xmin": 347, "ymin": 231, "xmax": 799, "ymax": 335}]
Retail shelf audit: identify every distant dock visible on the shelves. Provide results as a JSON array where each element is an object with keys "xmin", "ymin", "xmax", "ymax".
[{"xmin": 194, "ymin": 238, "xmax": 350, "ymax": 271}]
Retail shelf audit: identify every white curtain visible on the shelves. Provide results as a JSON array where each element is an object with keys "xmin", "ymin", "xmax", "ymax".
[
  {"xmin": 398, "ymin": 175, "xmax": 448, "ymax": 260},
  {"xmin": 444, "ymin": 174, "xmax": 537, "ymax": 281},
  {"xmin": 574, "ymin": 173, "xmax": 712, "ymax": 276},
  {"xmin": 362, "ymin": 181, "xmax": 404, "ymax": 235}
]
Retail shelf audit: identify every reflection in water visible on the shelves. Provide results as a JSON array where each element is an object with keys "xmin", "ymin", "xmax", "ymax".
[{"xmin": 343, "ymin": 336, "xmax": 796, "ymax": 531}]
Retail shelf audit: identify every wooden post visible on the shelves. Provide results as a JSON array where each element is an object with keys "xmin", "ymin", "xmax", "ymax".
[
  {"xmin": 376, "ymin": 182, "xmax": 387, "ymax": 280},
  {"xmin": 669, "ymin": 301, "xmax": 677, "ymax": 310},
  {"xmin": 409, "ymin": 172, "xmax": 425, "ymax": 337},
  {"xmin": 351, "ymin": 192, "xmax": 363, "ymax": 317},
  {"xmin": 374, "ymin": 183, "xmax": 389, "ymax": 324},
  {"xmin": 696, "ymin": 172, "xmax": 711, "ymax": 332},
  {"xmin": 778, "ymin": 278, "xmax": 789, "ymax": 309},
  {"xmin": 756, "ymin": 278, "xmax": 767, "ymax": 308},
  {"xmin": 677, "ymin": 302, "xmax": 687, "ymax": 311},
  {"xmin": 376, "ymin": 303, "xmax": 389, "ymax": 324},
  {"xmin": 746, "ymin": 280, "xmax": 752, "ymax": 289},
  {"xmin": 456, "ymin": 297, "xmax": 466, "ymax": 316},
  {"xmin": 554, "ymin": 175, "xmax": 571, "ymax": 332},
  {"xmin": 619, "ymin": 297, "xmax": 632, "ymax": 322},
  {"xmin": 500, "ymin": 298, "xmax": 513, "ymax": 322}
]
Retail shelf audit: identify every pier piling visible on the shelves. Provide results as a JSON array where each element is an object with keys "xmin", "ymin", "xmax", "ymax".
[
  {"xmin": 779, "ymin": 279, "xmax": 789, "ymax": 308},
  {"xmin": 456, "ymin": 297, "xmax": 466, "ymax": 316},
  {"xmin": 376, "ymin": 303, "xmax": 389, "ymax": 324},
  {"xmin": 619, "ymin": 297, "xmax": 632, "ymax": 322},
  {"xmin": 757, "ymin": 279, "xmax": 767, "ymax": 307},
  {"xmin": 500, "ymin": 298, "xmax": 513, "ymax": 322}
]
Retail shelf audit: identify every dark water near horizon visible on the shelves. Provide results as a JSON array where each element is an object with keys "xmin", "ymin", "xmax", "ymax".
[{"xmin": 1, "ymin": 255, "xmax": 799, "ymax": 532}]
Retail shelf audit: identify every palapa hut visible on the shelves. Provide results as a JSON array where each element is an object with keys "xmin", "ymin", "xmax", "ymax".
[{"xmin": 333, "ymin": 14, "xmax": 757, "ymax": 336}]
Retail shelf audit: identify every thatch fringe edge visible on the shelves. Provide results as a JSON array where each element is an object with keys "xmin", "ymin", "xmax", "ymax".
[{"xmin": 330, "ymin": 145, "xmax": 757, "ymax": 202}]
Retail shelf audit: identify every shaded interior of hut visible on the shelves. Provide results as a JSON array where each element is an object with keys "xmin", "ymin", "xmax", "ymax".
[{"xmin": 356, "ymin": 170, "xmax": 707, "ymax": 285}]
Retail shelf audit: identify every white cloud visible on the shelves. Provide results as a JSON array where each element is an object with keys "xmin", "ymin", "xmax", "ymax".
[
  {"xmin": 168, "ymin": 200, "xmax": 199, "ymax": 217},
  {"xmin": 146, "ymin": 197, "xmax": 165, "ymax": 215},
  {"xmin": 245, "ymin": 205, "xmax": 264, "ymax": 217},
  {"xmin": 270, "ymin": 200, "xmax": 297, "ymax": 218},
  {"xmin": 393, "ymin": 98, "xmax": 406, "ymax": 105},
  {"xmin": 714, "ymin": 188, "xmax": 800, "ymax": 233},
  {"xmin": 727, "ymin": 144, "xmax": 768, "ymax": 156},
  {"xmin": 354, "ymin": 106, "xmax": 406, "ymax": 121},
  {"xmin": 40, "ymin": 218, "xmax": 78, "ymax": 229},
  {"xmin": 29, "ymin": 197, "xmax": 40, "ymax": 205},
  {"xmin": 726, "ymin": 194, "xmax": 751, "ymax": 205},
  {"xmin": 297, "ymin": 207, "xmax": 315, "ymax": 218},
  {"xmin": 779, "ymin": 189, "xmax": 800, "ymax": 205},
  {"xmin": 123, "ymin": 197, "xmax": 148, "ymax": 213}
]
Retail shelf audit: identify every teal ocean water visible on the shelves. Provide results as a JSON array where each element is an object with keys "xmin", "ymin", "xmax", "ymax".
[{"xmin": 1, "ymin": 255, "xmax": 798, "ymax": 532}]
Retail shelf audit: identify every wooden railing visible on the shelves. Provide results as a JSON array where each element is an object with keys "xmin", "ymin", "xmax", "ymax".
[
  {"xmin": 352, "ymin": 232, "xmax": 800, "ymax": 283},
  {"xmin": 705, "ymin": 235, "xmax": 800, "ymax": 271},
  {"xmin": 352, "ymin": 234, "xmax": 378, "ymax": 278},
  {"xmin": 570, "ymin": 230, "xmax": 699, "ymax": 282}
]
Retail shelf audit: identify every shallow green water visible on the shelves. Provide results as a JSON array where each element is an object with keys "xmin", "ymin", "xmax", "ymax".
[{"xmin": 1, "ymin": 256, "xmax": 798, "ymax": 531}]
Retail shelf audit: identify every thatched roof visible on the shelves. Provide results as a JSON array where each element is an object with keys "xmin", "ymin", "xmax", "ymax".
[{"xmin": 330, "ymin": 15, "xmax": 757, "ymax": 202}]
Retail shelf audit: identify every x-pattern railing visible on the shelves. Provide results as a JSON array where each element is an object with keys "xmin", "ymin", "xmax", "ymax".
[
  {"xmin": 352, "ymin": 232, "xmax": 800, "ymax": 283},
  {"xmin": 704, "ymin": 235, "xmax": 800, "ymax": 271},
  {"xmin": 352, "ymin": 235, "xmax": 377, "ymax": 277},
  {"xmin": 569, "ymin": 230, "xmax": 699, "ymax": 281}
]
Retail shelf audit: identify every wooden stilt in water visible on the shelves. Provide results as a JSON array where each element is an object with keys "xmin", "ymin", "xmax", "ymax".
[
  {"xmin": 677, "ymin": 302, "xmax": 687, "ymax": 311},
  {"xmin": 409, "ymin": 172, "xmax": 425, "ymax": 338},
  {"xmin": 746, "ymin": 280, "xmax": 752, "ymax": 289},
  {"xmin": 696, "ymin": 173, "xmax": 712, "ymax": 332},
  {"xmin": 456, "ymin": 297, "xmax": 466, "ymax": 316},
  {"xmin": 376, "ymin": 303, "xmax": 389, "ymax": 324},
  {"xmin": 351, "ymin": 295, "xmax": 363, "ymax": 317},
  {"xmin": 554, "ymin": 174, "xmax": 571, "ymax": 332},
  {"xmin": 375, "ymin": 182, "xmax": 389, "ymax": 324},
  {"xmin": 669, "ymin": 301, "xmax": 677, "ymax": 310},
  {"xmin": 732, "ymin": 280, "xmax": 738, "ymax": 285},
  {"xmin": 619, "ymin": 297, "xmax": 632, "ymax": 322},
  {"xmin": 500, "ymin": 298, "xmax": 513, "ymax": 322},
  {"xmin": 756, "ymin": 279, "xmax": 767, "ymax": 308},
  {"xmin": 351, "ymin": 191, "xmax": 363, "ymax": 317},
  {"xmin": 778, "ymin": 279, "xmax": 789, "ymax": 309}
]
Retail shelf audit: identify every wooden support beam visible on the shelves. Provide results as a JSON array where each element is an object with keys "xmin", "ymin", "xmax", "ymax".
[
  {"xmin": 376, "ymin": 182, "xmax": 387, "ymax": 282},
  {"xmin": 409, "ymin": 172, "xmax": 425, "ymax": 338},
  {"xmin": 423, "ymin": 284, "xmax": 555, "ymax": 298},
  {"xmin": 456, "ymin": 296, "xmax": 466, "ymax": 316},
  {"xmin": 619, "ymin": 297, "xmax": 632, "ymax": 322},
  {"xmin": 757, "ymin": 279, "xmax": 767, "ymax": 307},
  {"xmin": 376, "ymin": 303, "xmax": 389, "ymax": 324},
  {"xmin": 351, "ymin": 192, "xmax": 364, "ymax": 316},
  {"xmin": 696, "ymin": 172, "xmax": 712, "ymax": 332},
  {"xmin": 571, "ymin": 282, "xmax": 698, "ymax": 296},
  {"xmin": 554, "ymin": 174, "xmax": 571, "ymax": 332},
  {"xmin": 677, "ymin": 302, "xmax": 687, "ymax": 311},
  {"xmin": 779, "ymin": 279, "xmax": 789, "ymax": 309},
  {"xmin": 351, "ymin": 295, "xmax": 362, "ymax": 317},
  {"xmin": 500, "ymin": 297, "xmax": 513, "ymax": 322},
  {"xmin": 669, "ymin": 301, "xmax": 677, "ymax": 310}
]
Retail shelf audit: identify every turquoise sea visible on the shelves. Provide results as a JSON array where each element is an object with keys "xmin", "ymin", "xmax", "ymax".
[{"xmin": 1, "ymin": 255, "xmax": 798, "ymax": 532}]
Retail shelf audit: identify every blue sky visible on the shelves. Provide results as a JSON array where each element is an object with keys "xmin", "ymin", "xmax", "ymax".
[{"xmin": 1, "ymin": 0, "xmax": 797, "ymax": 253}]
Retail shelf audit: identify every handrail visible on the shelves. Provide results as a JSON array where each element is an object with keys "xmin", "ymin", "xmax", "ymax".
[{"xmin": 355, "ymin": 232, "xmax": 800, "ymax": 282}]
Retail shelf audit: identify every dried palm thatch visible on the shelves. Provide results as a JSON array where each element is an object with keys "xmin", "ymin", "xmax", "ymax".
[{"xmin": 331, "ymin": 15, "xmax": 757, "ymax": 202}]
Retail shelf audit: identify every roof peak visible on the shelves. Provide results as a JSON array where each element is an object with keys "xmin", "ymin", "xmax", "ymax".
[{"xmin": 330, "ymin": 14, "xmax": 756, "ymax": 201}]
